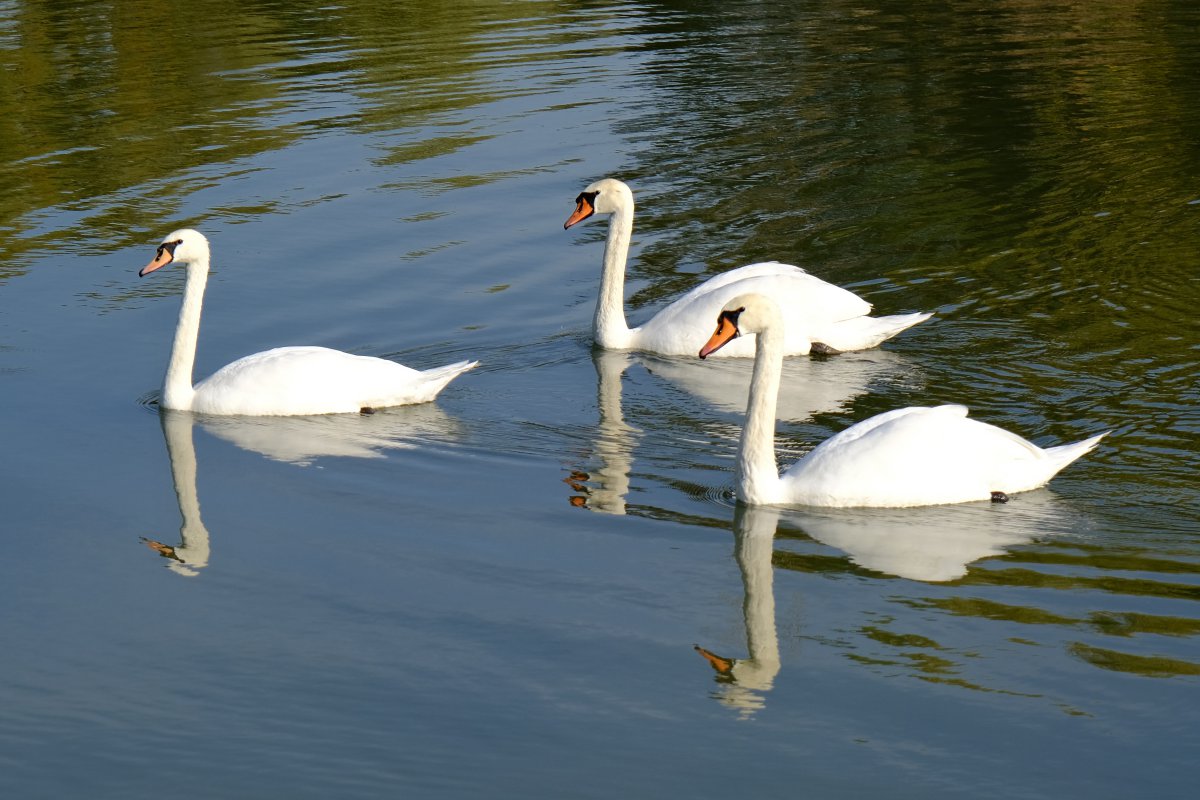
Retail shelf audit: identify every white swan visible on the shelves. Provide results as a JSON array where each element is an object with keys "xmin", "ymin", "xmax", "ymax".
[
  {"xmin": 139, "ymin": 229, "xmax": 477, "ymax": 415},
  {"xmin": 564, "ymin": 177, "xmax": 932, "ymax": 357},
  {"xmin": 699, "ymin": 293, "xmax": 1109, "ymax": 507}
]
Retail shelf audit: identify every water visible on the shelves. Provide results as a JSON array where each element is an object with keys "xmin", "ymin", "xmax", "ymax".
[{"xmin": 1, "ymin": 1, "xmax": 1198, "ymax": 797}]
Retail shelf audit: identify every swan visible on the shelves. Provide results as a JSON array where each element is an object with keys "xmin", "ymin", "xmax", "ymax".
[
  {"xmin": 139, "ymin": 229, "xmax": 477, "ymax": 416},
  {"xmin": 564, "ymin": 177, "xmax": 932, "ymax": 357},
  {"xmin": 699, "ymin": 293, "xmax": 1108, "ymax": 507}
]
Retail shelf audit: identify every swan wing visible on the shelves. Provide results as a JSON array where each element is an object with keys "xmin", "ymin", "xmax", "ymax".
[
  {"xmin": 782, "ymin": 405, "xmax": 1101, "ymax": 507},
  {"xmin": 192, "ymin": 347, "xmax": 475, "ymax": 415},
  {"xmin": 636, "ymin": 262, "xmax": 873, "ymax": 356}
]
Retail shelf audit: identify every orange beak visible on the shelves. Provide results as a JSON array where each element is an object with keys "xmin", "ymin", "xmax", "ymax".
[
  {"xmin": 139, "ymin": 246, "xmax": 175, "ymax": 277},
  {"xmin": 699, "ymin": 311, "xmax": 741, "ymax": 358},
  {"xmin": 563, "ymin": 194, "xmax": 595, "ymax": 229},
  {"xmin": 694, "ymin": 645, "xmax": 735, "ymax": 676}
]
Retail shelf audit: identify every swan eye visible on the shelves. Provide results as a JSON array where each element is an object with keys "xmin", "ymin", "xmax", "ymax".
[
  {"xmin": 717, "ymin": 307, "xmax": 743, "ymax": 336},
  {"xmin": 156, "ymin": 240, "xmax": 182, "ymax": 260},
  {"xmin": 564, "ymin": 191, "xmax": 600, "ymax": 229}
]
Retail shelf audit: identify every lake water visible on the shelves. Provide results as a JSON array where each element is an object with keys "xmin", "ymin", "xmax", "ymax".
[{"xmin": 1, "ymin": 1, "xmax": 1198, "ymax": 797}]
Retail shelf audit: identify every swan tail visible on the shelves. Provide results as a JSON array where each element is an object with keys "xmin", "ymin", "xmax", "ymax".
[
  {"xmin": 809, "ymin": 311, "xmax": 933, "ymax": 353},
  {"xmin": 1002, "ymin": 430, "xmax": 1109, "ymax": 494},
  {"xmin": 417, "ymin": 359, "xmax": 479, "ymax": 397},
  {"xmin": 370, "ymin": 359, "xmax": 478, "ymax": 408},
  {"xmin": 1042, "ymin": 431, "xmax": 1109, "ymax": 474}
]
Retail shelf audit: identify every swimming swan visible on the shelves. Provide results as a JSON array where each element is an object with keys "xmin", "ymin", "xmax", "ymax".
[
  {"xmin": 699, "ymin": 293, "xmax": 1108, "ymax": 507},
  {"xmin": 564, "ymin": 178, "xmax": 931, "ymax": 357},
  {"xmin": 139, "ymin": 229, "xmax": 477, "ymax": 415}
]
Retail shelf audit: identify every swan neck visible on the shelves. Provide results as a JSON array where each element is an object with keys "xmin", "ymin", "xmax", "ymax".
[
  {"xmin": 593, "ymin": 203, "xmax": 634, "ymax": 349},
  {"xmin": 738, "ymin": 327, "xmax": 785, "ymax": 505},
  {"xmin": 161, "ymin": 258, "xmax": 206, "ymax": 410}
]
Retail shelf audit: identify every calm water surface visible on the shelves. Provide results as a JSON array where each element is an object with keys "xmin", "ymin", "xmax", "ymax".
[{"xmin": 1, "ymin": 1, "xmax": 1198, "ymax": 797}]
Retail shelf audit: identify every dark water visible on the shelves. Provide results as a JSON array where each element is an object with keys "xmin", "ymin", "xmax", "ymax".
[{"xmin": 1, "ymin": 2, "xmax": 1197, "ymax": 797}]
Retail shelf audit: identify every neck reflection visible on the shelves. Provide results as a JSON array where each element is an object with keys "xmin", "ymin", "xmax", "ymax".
[
  {"xmin": 141, "ymin": 410, "xmax": 211, "ymax": 577},
  {"xmin": 565, "ymin": 349, "xmax": 639, "ymax": 514},
  {"xmin": 696, "ymin": 504, "xmax": 783, "ymax": 718}
]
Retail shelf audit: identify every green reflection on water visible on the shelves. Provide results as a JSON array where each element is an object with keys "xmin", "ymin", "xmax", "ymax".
[
  {"xmin": 965, "ymin": 567, "xmax": 1200, "ymax": 601},
  {"xmin": 1069, "ymin": 642, "xmax": 1200, "ymax": 678},
  {"xmin": 901, "ymin": 596, "xmax": 1078, "ymax": 627},
  {"xmin": 0, "ymin": 0, "xmax": 582, "ymax": 271},
  {"xmin": 1088, "ymin": 611, "xmax": 1200, "ymax": 638}
]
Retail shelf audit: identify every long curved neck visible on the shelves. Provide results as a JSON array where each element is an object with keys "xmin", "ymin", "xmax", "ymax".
[
  {"xmin": 593, "ymin": 202, "xmax": 635, "ymax": 349},
  {"xmin": 161, "ymin": 258, "xmax": 207, "ymax": 411},
  {"xmin": 738, "ymin": 326, "xmax": 785, "ymax": 505}
]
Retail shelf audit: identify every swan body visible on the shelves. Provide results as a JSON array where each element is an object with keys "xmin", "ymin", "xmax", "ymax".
[
  {"xmin": 699, "ymin": 293, "xmax": 1108, "ymax": 507},
  {"xmin": 564, "ymin": 178, "xmax": 931, "ymax": 357},
  {"xmin": 140, "ymin": 229, "xmax": 476, "ymax": 415}
]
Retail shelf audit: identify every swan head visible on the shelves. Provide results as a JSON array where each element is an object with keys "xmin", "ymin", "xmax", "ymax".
[
  {"xmin": 699, "ymin": 293, "xmax": 780, "ymax": 358},
  {"xmin": 139, "ymin": 229, "xmax": 210, "ymax": 277},
  {"xmin": 563, "ymin": 178, "xmax": 634, "ymax": 229}
]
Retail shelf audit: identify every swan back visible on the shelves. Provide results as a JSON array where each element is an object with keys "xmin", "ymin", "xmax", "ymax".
[
  {"xmin": 781, "ymin": 406, "xmax": 1106, "ymax": 507},
  {"xmin": 191, "ymin": 349, "xmax": 477, "ymax": 416}
]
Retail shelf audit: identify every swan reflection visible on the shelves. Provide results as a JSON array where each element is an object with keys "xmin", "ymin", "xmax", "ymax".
[
  {"xmin": 565, "ymin": 349, "xmax": 639, "ymax": 514},
  {"xmin": 641, "ymin": 347, "xmax": 913, "ymax": 421},
  {"xmin": 696, "ymin": 505, "xmax": 782, "ymax": 718},
  {"xmin": 197, "ymin": 402, "xmax": 462, "ymax": 465},
  {"xmin": 143, "ymin": 405, "xmax": 465, "ymax": 576},
  {"xmin": 141, "ymin": 410, "xmax": 211, "ymax": 577},
  {"xmin": 788, "ymin": 493, "xmax": 1076, "ymax": 582},
  {"xmin": 694, "ymin": 497, "xmax": 1072, "ymax": 714}
]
